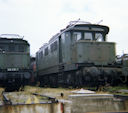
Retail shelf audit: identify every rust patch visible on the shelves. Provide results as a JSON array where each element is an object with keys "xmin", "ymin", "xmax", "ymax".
[{"xmin": 0, "ymin": 103, "xmax": 62, "ymax": 113}]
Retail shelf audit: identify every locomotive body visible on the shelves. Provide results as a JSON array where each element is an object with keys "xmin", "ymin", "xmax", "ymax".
[
  {"xmin": 36, "ymin": 22, "xmax": 124, "ymax": 87},
  {"xmin": 0, "ymin": 34, "xmax": 31, "ymax": 90},
  {"xmin": 117, "ymin": 54, "xmax": 128, "ymax": 81}
]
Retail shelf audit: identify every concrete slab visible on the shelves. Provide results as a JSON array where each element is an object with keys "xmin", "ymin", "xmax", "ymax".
[
  {"xmin": 71, "ymin": 88, "xmax": 96, "ymax": 94},
  {"xmin": 69, "ymin": 94, "xmax": 114, "ymax": 98},
  {"xmin": 69, "ymin": 94, "xmax": 126, "ymax": 113}
]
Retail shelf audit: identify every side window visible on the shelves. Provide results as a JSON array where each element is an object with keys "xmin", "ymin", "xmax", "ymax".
[
  {"xmin": 39, "ymin": 52, "xmax": 41, "ymax": 58},
  {"xmin": 45, "ymin": 47, "xmax": 49, "ymax": 56},
  {"xmin": 19, "ymin": 45, "xmax": 24, "ymax": 52},
  {"xmin": 39, "ymin": 51, "xmax": 43, "ymax": 58},
  {"xmin": 50, "ymin": 41, "xmax": 57, "ymax": 52},
  {"xmin": 9, "ymin": 44, "xmax": 15, "ymax": 52},
  {"xmin": 65, "ymin": 33, "xmax": 69, "ymax": 38},
  {"xmin": 61, "ymin": 33, "xmax": 65, "ymax": 44},
  {"xmin": 54, "ymin": 41, "xmax": 57, "ymax": 51},
  {"xmin": 26, "ymin": 46, "xmax": 30, "ymax": 53},
  {"xmin": 73, "ymin": 32, "xmax": 81, "ymax": 43},
  {"xmin": 50, "ymin": 44, "xmax": 53, "ymax": 52},
  {"xmin": 0, "ymin": 46, "xmax": 5, "ymax": 51},
  {"xmin": 84, "ymin": 32, "xmax": 92, "ymax": 40},
  {"xmin": 36, "ymin": 53, "xmax": 39, "ymax": 60},
  {"xmin": 95, "ymin": 33, "xmax": 103, "ymax": 41},
  {"xmin": 37, "ymin": 52, "xmax": 40, "ymax": 60},
  {"xmin": 41, "ymin": 51, "xmax": 43, "ymax": 58}
]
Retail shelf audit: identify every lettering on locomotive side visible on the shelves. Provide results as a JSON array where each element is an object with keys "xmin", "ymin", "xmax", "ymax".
[{"xmin": 7, "ymin": 68, "xmax": 19, "ymax": 71}]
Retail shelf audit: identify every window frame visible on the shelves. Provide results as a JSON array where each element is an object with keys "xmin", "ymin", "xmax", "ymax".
[{"xmin": 44, "ymin": 47, "xmax": 49, "ymax": 56}]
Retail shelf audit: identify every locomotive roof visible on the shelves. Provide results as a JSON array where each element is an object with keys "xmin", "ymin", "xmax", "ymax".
[
  {"xmin": 38, "ymin": 21, "xmax": 110, "ymax": 51},
  {"xmin": 0, "ymin": 34, "xmax": 23, "ymax": 38},
  {"xmin": 63, "ymin": 23, "xmax": 109, "ymax": 34},
  {"xmin": 39, "ymin": 43, "xmax": 48, "ymax": 51},
  {"xmin": 71, "ymin": 24, "xmax": 109, "ymax": 32},
  {"xmin": 49, "ymin": 23, "xmax": 109, "ymax": 43}
]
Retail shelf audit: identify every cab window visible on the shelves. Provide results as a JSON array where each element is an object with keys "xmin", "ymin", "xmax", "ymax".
[
  {"xmin": 73, "ymin": 32, "xmax": 81, "ymax": 43},
  {"xmin": 45, "ymin": 47, "xmax": 49, "ymax": 56},
  {"xmin": 19, "ymin": 45, "xmax": 24, "ymax": 52},
  {"xmin": 9, "ymin": 44, "xmax": 15, "ymax": 52},
  {"xmin": 0, "ymin": 46, "xmax": 5, "ymax": 51},
  {"xmin": 50, "ymin": 41, "xmax": 57, "ymax": 52},
  {"xmin": 84, "ymin": 32, "xmax": 92, "ymax": 40},
  {"xmin": 95, "ymin": 33, "xmax": 103, "ymax": 41}
]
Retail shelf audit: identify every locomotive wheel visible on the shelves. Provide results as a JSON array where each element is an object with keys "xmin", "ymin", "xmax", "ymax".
[
  {"xmin": 44, "ymin": 75, "xmax": 50, "ymax": 87},
  {"xmin": 106, "ymin": 74, "xmax": 117, "ymax": 86},
  {"xmin": 38, "ymin": 77, "xmax": 44, "ymax": 87},
  {"xmin": 70, "ymin": 71, "xmax": 82, "ymax": 88},
  {"xmin": 67, "ymin": 71, "xmax": 77, "ymax": 88},
  {"xmin": 63, "ymin": 71, "xmax": 76, "ymax": 88},
  {"xmin": 66, "ymin": 73, "xmax": 73, "ymax": 87},
  {"xmin": 38, "ymin": 75, "xmax": 49, "ymax": 87},
  {"xmin": 83, "ymin": 74, "xmax": 92, "ymax": 86},
  {"xmin": 49, "ymin": 74, "xmax": 58, "ymax": 87},
  {"xmin": 75, "ymin": 71, "xmax": 83, "ymax": 87}
]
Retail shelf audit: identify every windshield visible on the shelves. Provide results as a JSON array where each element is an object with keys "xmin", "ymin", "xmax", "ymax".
[
  {"xmin": 84, "ymin": 32, "xmax": 93, "ymax": 40},
  {"xmin": 0, "ymin": 44, "xmax": 29, "ymax": 53},
  {"xmin": 95, "ymin": 33, "xmax": 103, "ymax": 41},
  {"xmin": 72, "ymin": 32, "xmax": 104, "ymax": 42},
  {"xmin": 73, "ymin": 32, "xmax": 82, "ymax": 43}
]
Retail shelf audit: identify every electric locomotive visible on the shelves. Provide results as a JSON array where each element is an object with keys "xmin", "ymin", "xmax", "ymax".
[
  {"xmin": 36, "ymin": 21, "xmax": 125, "ymax": 87},
  {"xmin": 0, "ymin": 34, "xmax": 31, "ymax": 91},
  {"xmin": 116, "ymin": 54, "xmax": 128, "ymax": 83}
]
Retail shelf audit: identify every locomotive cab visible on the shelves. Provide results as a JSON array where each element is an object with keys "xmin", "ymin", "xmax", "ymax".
[{"xmin": 61, "ymin": 24, "xmax": 116, "ymax": 66}]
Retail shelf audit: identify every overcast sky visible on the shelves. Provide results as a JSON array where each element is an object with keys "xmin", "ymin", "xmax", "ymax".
[{"xmin": 0, "ymin": 0, "xmax": 128, "ymax": 56}]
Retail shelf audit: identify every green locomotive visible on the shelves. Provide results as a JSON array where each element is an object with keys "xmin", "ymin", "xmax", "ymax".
[
  {"xmin": 0, "ymin": 34, "xmax": 31, "ymax": 91},
  {"xmin": 116, "ymin": 54, "xmax": 128, "ymax": 83},
  {"xmin": 36, "ymin": 21, "xmax": 126, "ymax": 87}
]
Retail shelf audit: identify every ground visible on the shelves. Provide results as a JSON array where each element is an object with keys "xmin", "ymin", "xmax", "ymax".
[{"xmin": 0, "ymin": 85, "xmax": 128, "ymax": 104}]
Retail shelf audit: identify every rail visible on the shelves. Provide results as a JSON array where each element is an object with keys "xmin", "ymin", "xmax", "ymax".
[
  {"xmin": 2, "ymin": 92, "xmax": 12, "ymax": 105},
  {"xmin": 32, "ymin": 93, "xmax": 58, "ymax": 103}
]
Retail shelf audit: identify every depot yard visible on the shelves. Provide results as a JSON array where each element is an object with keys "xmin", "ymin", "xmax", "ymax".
[
  {"xmin": 1, "ymin": 85, "xmax": 128, "ymax": 101},
  {"xmin": 1, "ymin": 85, "xmax": 128, "ymax": 96},
  {"xmin": 24, "ymin": 85, "xmax": 128, "ymax": 95},
  {"xmin": 0, "ymin": 86, "xmax": 128, "ymax": 113}
]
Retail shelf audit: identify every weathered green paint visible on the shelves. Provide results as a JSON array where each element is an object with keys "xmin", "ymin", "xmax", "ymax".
[
  {"xmin": 123, "ymin": 55, "xmax": 128, "ymax": 67},
  {"xmin": 0, "ymin": 53, "xmax": 30, "ymax": 69},
  {"xmin": 61, "ymin": 32, "xmax": 72, "ymax": 63},
  {"xmin": 37, "ymin": 39, "xmax": 59, "ymax": 74},
  {"xmin": 0, "ymin": 37, "xmax": 30, "ymax": 70},
  {"xmin": 76, "ymin": 41, "xmax": 115, "ymax": 65},
  {"xmin": 36, "ymin": 23, "xmax": 116, "ymax": 76}
]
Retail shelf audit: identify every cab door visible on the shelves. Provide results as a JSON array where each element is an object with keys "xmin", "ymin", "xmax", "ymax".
[{"xmin": 59, "ymin": 36, "xmax": 62, "ymax": 63}]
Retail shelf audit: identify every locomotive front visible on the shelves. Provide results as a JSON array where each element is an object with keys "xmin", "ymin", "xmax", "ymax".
[
  {"xmin": 66, "ymin": 24, "xmax": 122, "ymax": 86},
  {"xmin": 0, "ymin": 34, "xmax": 31, "ymax": 90}
]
